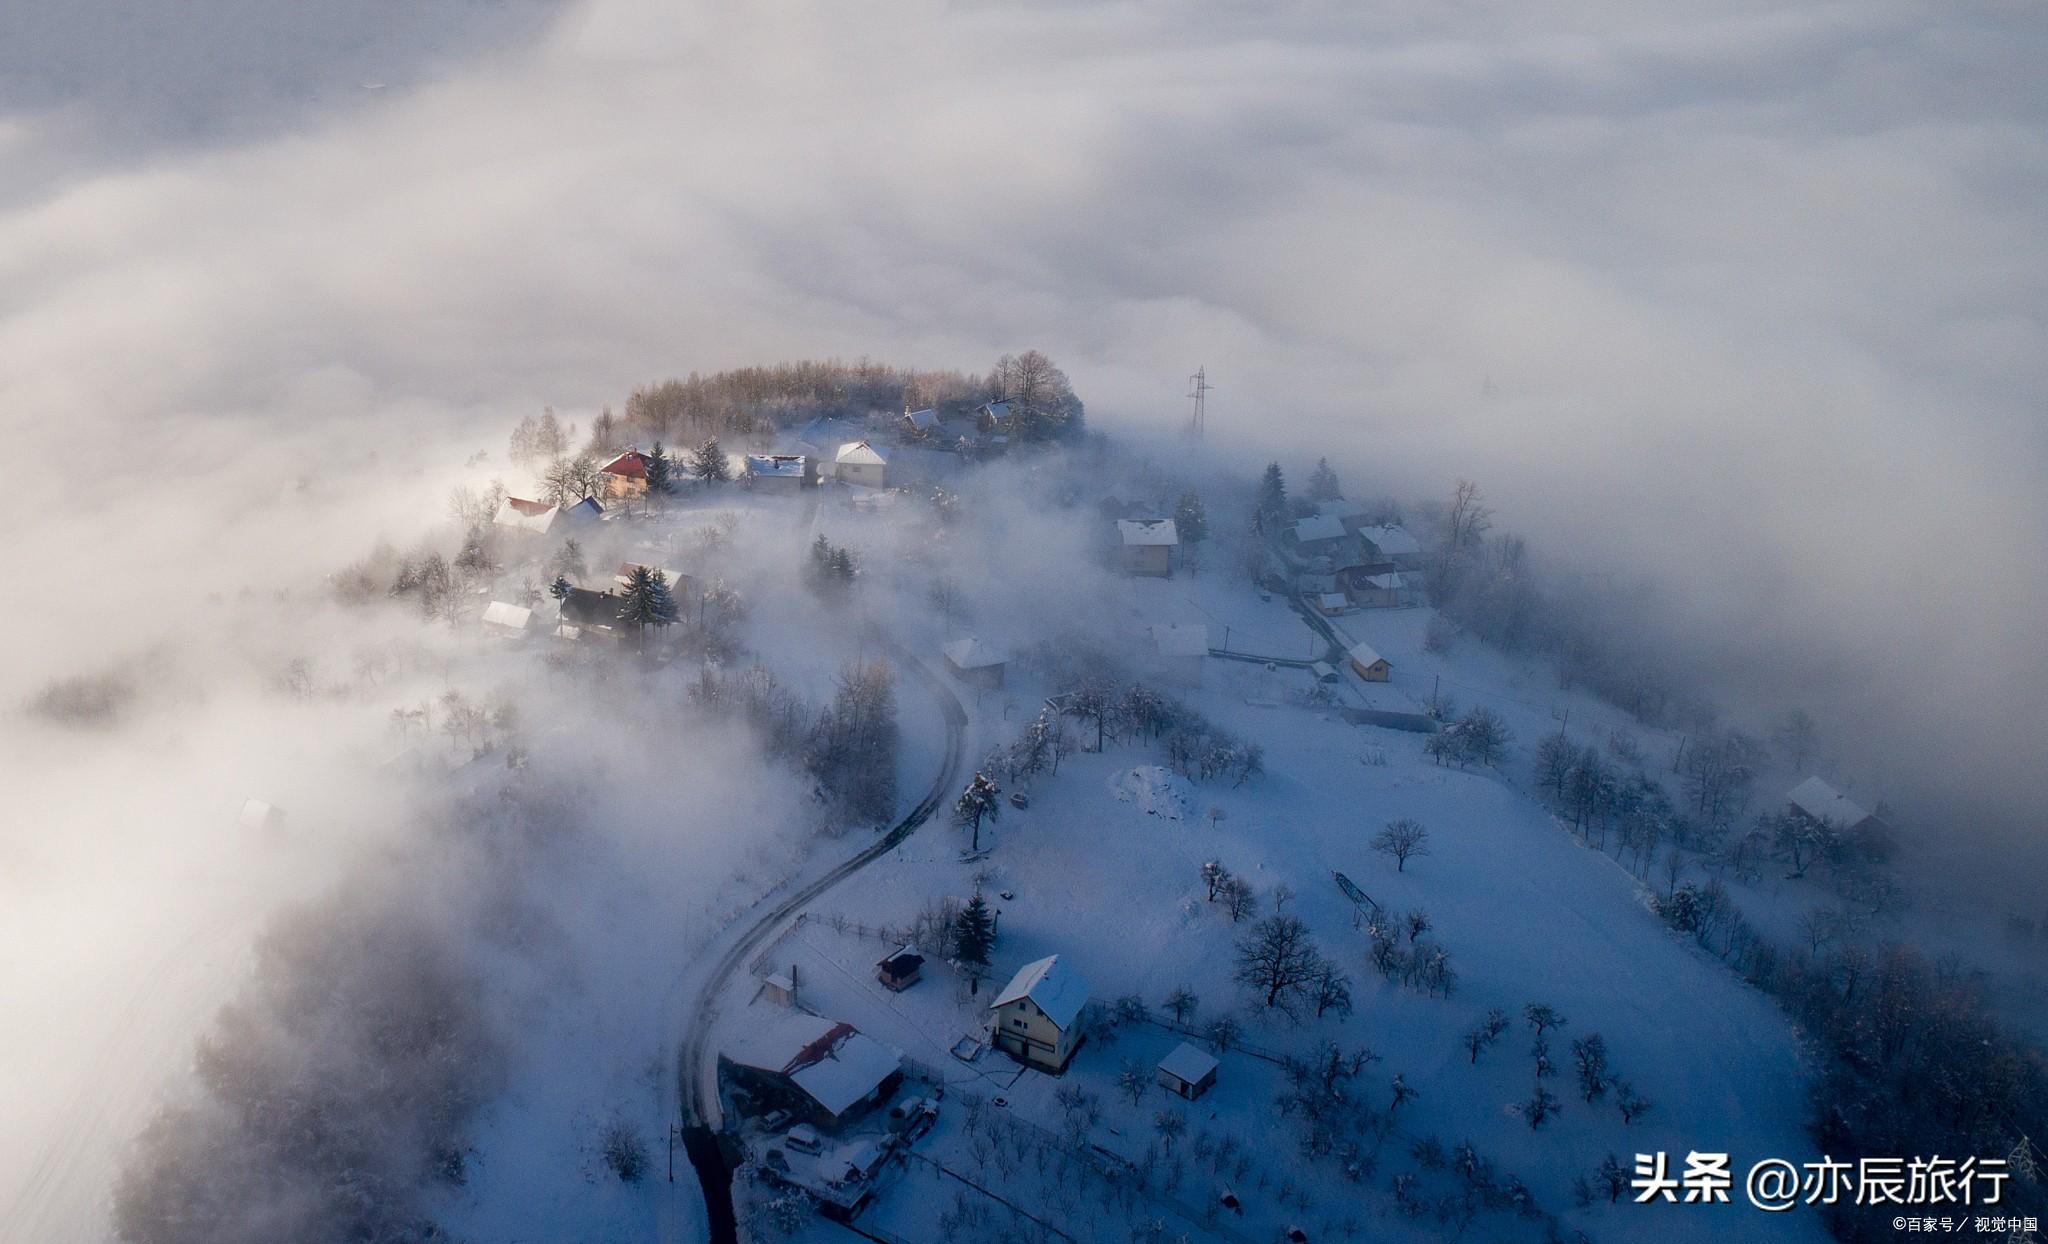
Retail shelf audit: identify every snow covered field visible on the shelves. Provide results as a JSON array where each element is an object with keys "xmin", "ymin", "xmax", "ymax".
[{"xmin": 707, "ymin": 554, "xmax": 1829, "ymax": 1243}]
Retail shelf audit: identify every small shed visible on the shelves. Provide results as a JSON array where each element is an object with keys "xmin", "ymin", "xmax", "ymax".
[
  {"xmin": 1309, "ymin": 661, "xmax": 1339, "ymax": 684},
  {"xmin": 1314, "ymin": 592, "xmax": 1351, "ymax": 616},
  {"xmin": 942, "ymin": 638, "xmax": 1008, "ymax": 690},
  {"xmin": 1347, "ymin": 641, "xmax": 1391, "ymax": 682},
  {"xmin": 1156, "ymin": 1041, "xmax": 1219, "ymax": 1100},
  {"xmin": 901, "ymin": 407, "xmax": 939, "ymax": 436},
  {"xmin": 1117, "ymin": 519, "xmax": 1179, "ymax": 577},
  {"xmin": 759, "ymin": 972, "xmax": 798, "ymax": 1007},
  {"xmin": 874, "ymin": 946, "xmax": 925, "ymax": 992}
]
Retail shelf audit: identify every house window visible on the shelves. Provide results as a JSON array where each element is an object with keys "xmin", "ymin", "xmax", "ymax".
[{"xmin": 1012, "ymin": 1018, "xmax": 1026, "ymax": 1029}]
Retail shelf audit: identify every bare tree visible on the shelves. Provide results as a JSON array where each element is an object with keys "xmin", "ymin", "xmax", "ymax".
[
  {"xmin": 927, "ymin": 575, "xmax": 969, "ymax": 627},
  {"xmin": 1772, "ymin": 708, "xmax": 1820, "ymax": 772},
  {"xmin": 1233, "ymin": 915, "xmax": 1324, "ymax": 1010},
  {"xmin": 1371, "ymin": 819, "xmax": 1431, "ymax": 872},
  {"xmin": 1310, "ymin": 962, "xmax": 1354, "ymax": 1019},
  {"xmin": 1523, "ymin": 1002, "xmax": 1567, "ymax": 1040},
  {"xmin": 1461, "ymin": 1008, "xmax": 1509, "ymax": 1065},
  {"xmin": 1219, "ymin": 875, "xmax": 1259, "ymax": 923},
  {"xmin": 1445, "ymin": 479, "xmax": 1493, "ymax": 554},
  {"xmin": 1116, "ymin": 1059, "xmax": 1149, "ymax": 1105}
]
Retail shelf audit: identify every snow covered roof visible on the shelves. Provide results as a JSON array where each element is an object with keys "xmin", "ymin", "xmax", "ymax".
[
  {"xmin": 599, "ymin": 449, "xmax": 648, "ymax": 479},
  {"xmin": 1149, "ymin": 623, "xmax": 1210, "ymax": 658},
  {"xmin": 1317, "ymin": 592, "xmax": 1349, "ymax": 611},
  {"xmin": 1364, "ymin": 572, "xmax": 1406, "ymax": 590},
  {"xmin": 943, "ymin": 637, "xmax": 1007, "ymax": 669},
  {"xmin": 1348, "ymin": 640, "xmax": 1388, "ymax": 668},
  {"xmin": 902, "ymin": 408, "xmax": 938, "ymax": 430},
  {"xmin": 481, "ymin": 601, "xmax": 534, "ymax": 631},
  {"xmin": 1787, "ymin": 776, "xmax": 1870, "ymax": 827},
  {"xmin": 723, "ymin": 1011, "xmax": 903, "ymax": 1118},
  {"xmin": 979, "ymin": 399, "xmax": 1013, "ymax": 421},
  {"xmin": 493, "ymin": 496, "xmax": 559, "ymax": 534},
  {"xmin": 878, "ymin": 945, "xmax": 924, "ymax": 970},
  {"xmin": 1157, "ymin": 1041, "xmax": 1218, "ymax": 1085},
  {"xmin": 747, "ymin": 453, "xmax": 807, "ymax": 477},
  {"xmin": 1292, "ymin": 514, "xmax": 1347, "ymax": 543},
  {"xmin": 561, "ymin": 496, "xmax": 604, "ymax": 522},
  {"xmin": 990, "ymin": 955, "xmax": 1089, "ymax": 1030},
  {"xmin": 1363, "ymin": 524, "xmax": 1421, "ymax": 556},
  {"xmin": 1118, "ymin": 518, "xmax": 1180, "ymax": 547},
  {"xmin": 836, "ymin": 441, "xmax": 889, "ymax": 466}
]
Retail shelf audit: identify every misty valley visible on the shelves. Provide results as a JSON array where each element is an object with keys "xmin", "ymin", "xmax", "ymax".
[{"xmin": 5, "ymin": 5, "xmax": 2046, "ymax": 1244}]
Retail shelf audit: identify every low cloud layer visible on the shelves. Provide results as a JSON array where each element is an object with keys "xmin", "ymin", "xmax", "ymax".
[{"xmin": 3, "ymin": 1, "xmax": 2042, "ymax": 856}]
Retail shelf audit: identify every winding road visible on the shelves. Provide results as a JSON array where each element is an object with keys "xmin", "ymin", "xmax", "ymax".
[{"xmin": 669, "ymin": 626, "xmax": 968, "ymax": 1242}]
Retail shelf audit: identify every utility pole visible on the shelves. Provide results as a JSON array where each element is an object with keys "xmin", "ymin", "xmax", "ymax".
[{"xmin": 1186, "ymin": 366, "xmax": 1212, "ymax": 440}]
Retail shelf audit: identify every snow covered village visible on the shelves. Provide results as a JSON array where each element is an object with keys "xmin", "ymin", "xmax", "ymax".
[{"xmin": 6, "ymin": 6, "xmax": 2047, "ymax": 1244}]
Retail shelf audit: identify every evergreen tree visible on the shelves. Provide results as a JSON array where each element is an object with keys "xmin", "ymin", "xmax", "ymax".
[
  {"xmin": 1254, "ymin": 462, "xmax": 1288, "ymax": 533},
  {"xmin": 691, "ymin": 438, "xmax": 730, "ymax": 483},
  {"xmin": 955, "ymin": 893, "xmax": 996, "ymax": 993},
  {"xmin": 548, "ymin": 574, "xmax": 572, "ymax": 603},
  {"xmin": 1307, "ymin": 457, "xmax": 1342, "ymax": 502},
  {"xmin": 1174, "ymin": 490, "xmax": 1209, "ymax": 545},
  {"xmin": 617, "ymin": 566, "xmax": 679, "ymax": 643},
  {"xmin": 644, "ymin": 440, "xmax": 674, "ymax": 498}
]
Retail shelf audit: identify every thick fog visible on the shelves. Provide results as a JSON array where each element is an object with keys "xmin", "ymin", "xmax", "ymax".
[
  {"xmin": 3, "ymin": 0, "xmax": 2045, "ymax": 1236},
  {"xmin": 6, "ymin": 0, "xmax": 2042, "ymax": 850}
]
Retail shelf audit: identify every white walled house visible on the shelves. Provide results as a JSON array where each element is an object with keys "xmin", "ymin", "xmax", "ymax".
[
  {"xmin": 834, "ymin": 441, "xmax": 890, "ymax": 488},
  {"xmin": 990, "ymin": 955, "xmax": 1089, "ymax": 1073}
]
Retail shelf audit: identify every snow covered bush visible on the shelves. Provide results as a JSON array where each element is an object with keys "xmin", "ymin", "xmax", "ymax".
[{"xmin": 598, "ymin": 1118, "xmax": 649, "ymax": 1183}]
